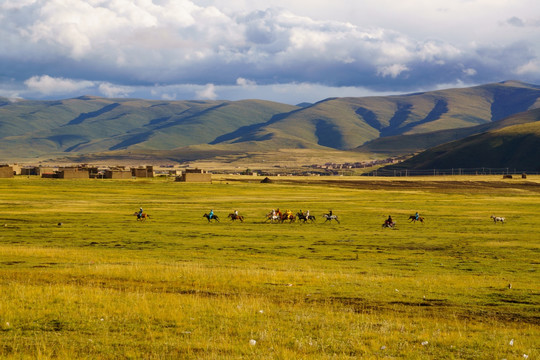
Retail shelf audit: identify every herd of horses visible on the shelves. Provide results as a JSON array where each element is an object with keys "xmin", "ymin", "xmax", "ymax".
[
  {"xmin": 201, "ymin": 211, "xmax": 327, "ymax": 224},
  {"xmin": 135, "ymin": 211, "xmax": 506, "ymax": 227},
  {"xmin": 137, "ymin": 211, "xmax": 420, "ymax": 226}
]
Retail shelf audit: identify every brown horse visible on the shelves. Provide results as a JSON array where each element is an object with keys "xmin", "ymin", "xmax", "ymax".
[
  {"xmin": 228, "ymin": 213, "xmax": 244, "ymax": 222},
  {"xmin": 382, "ymin": 221, "xmax": 396, "ymax": 229},
  {"xmin": 280, "ymin": 213, "xmax": 295, "ymax": 223},
  {"xmin": 134, "ymin": 212, "xmax": 150, "ymax": 221},
  {"xmin": 408, "ymin": 215, "xmax": 424, "ymax": 223}
]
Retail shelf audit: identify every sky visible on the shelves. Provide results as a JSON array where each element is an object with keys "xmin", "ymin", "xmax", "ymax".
[{"xmin": 1, "ymin": 0, "xmax": 540, "ymax": 104}]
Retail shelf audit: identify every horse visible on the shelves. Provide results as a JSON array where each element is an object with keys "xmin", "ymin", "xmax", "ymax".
[
  {"xmin": 203, "ymin": 213, "xmax": 220, "ymax": 222},
  {"xmin": 382, "ymin": 221, "xmax": 397, "ymax": 229},
  {"xmin": 408, "ymin": 215, "xmax": 424, "ymax": 223},
  {"xmin": 280, "ymin": 213, "xmax": 295, "ymax": 223},
  {"xmin": 134, "ymin": 212, "xmax": 150, "ymax": 221},
  {"xmin": 490, "ymin": 215, "xmax": 505, "ymax": 224},
  {"xmin": 265, "ymin": 212, "xmax": 280, "ymax": 223},
  {"xmin": 228, "ymin": 213, "xmax": 244, "ymax": 222},
  {"xmin": 323, "ymin": 214, "xmax": 340, "ymax": 224},
  {"xmin": 297, "ymin": 212, "xmax": 316, "ymax": 223}
]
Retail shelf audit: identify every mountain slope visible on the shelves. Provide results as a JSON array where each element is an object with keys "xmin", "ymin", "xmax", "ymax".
[
  {"xmin": 381, "ymin": 120, "xmax": 540, "ymax": 171},
  {"xmin": 0, "ymin": 97, "xmax": 298, "ymax": 159},
  {"xmin": 209, "ymin": 81, "xmax": 540, "ymax": 150},
  {"xmin": 1, "ymin": 80, "xmax": 540, "ymax": 161},
  {"xmin": 356, "ymin": 107, "xmax": 540, "ymax": 154}
]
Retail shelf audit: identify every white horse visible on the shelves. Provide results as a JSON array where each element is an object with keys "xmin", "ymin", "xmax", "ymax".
[
  {"xmin": 323, "ymin": 214, "xmax": 340, "ymax": 224},
  {"xmin": 490, "ymin": 215, "xmax": 505, "ymax": 224},
  {"xmin": 265, "ymin": 212, "xmax": 280, "ymax": 223}
]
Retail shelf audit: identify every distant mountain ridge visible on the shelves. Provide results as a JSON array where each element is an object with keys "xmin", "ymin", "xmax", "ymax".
[
  {"xmin": 216, "ymin": 80, "xmax": 540, "ymax": 150},
  {"xmin": 1, "ymin": 80, "xmax": 539, "ymax": 162},
  {"xmin": 379, "ymin": 116, "xmax": 540, "ymax": 172},
  {"xmin": 355, "ymin": 107, "xmax": 540, "ymax": 155}
]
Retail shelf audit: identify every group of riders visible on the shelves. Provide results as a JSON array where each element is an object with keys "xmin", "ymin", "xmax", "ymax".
[
  {"xmin": 383, "ymin": 211, "xmax": 421, "ymax": 228},
  {"xmin": 206, "ymin": 208, "xmax": 317, "ymax": 222},
  {"xmin": 137, "ymin": 206, "xmax": 422, "ymax": 227},
  {"xmin": 266, "ymin": 208, "xmax": 317, "ymax": 223},
  {"xmin": 204, "ymin": 208, "xmax": 337, "ymax": 223}
]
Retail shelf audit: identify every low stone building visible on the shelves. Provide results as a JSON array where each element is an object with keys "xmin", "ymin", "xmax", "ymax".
[
  {"xmin": 0, "ymin": 165, "xmax": 14, "ymax": 178},
  {"xmin": 22, "ymin": 166, "xmax": 55, "ymax": 176},
  {"xmin": 21, "ymin": 167, "xmax": 38, "ymax": 176},
  {"xmin": 104, "ymin": 169, "xmax": 133, "ymax": 179},
  {"xmin": 176, "ymin": 168, "xmax": 211, "ymax": 182},
  {"xmin": 131, "ymin": 166, "xmax": 154, "ymax": 178},
  {"xmin": 11, "ymin": 164, "xmax": 21, "ymax": 175},
  {"xmin": 56, "ymin": 167, "xmax": 90, "ymax": 179}
]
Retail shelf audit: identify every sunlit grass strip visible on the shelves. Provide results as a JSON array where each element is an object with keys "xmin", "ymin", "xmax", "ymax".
[{"xmin": 0, "ymin": 177, "xmax": 538, "ymax": 358}]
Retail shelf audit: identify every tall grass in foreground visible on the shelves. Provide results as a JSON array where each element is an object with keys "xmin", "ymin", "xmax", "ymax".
[{"xmin": 0, "ymin": 176, "xmax": 538, "ymax": 359}]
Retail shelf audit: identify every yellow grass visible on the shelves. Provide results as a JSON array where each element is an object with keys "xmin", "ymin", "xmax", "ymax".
[{"xmin": 0, "ymin": 176, "xmax": 538, "ymax": 359}]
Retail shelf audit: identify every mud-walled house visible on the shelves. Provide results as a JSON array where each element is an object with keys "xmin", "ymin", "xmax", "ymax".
[
  {"xmin": 21, "ymin": 167, "xmax": 39, "ymax": 176},
  {"xmin": 11, "ymin": 164, "xmax": 21, "ymax": 175},
  {"xmin": 56, "ymin": 167, "xmax": 90, "ymax": 179},
  {"xmin": 131, "ymin": 166, "xmax": 154, "ymax": 178},
  {"xmin": 105, "ymin": 168, "xmax": 133, "ymax": 179},
  {"xmin": 23, "ymin": 166, "xmax": 56, "ymax": 176},
  {"xmin": 0, "ymin": 165, "xmax": 14, "ymax": 178},
  {"xmin": 176, "ymin": 168, "xmax": 212, "ymax": 182}
]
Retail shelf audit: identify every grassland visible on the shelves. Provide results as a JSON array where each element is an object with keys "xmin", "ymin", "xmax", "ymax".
[{"xmin": 0, "ymin": 176, "xmax": 538, "ymax": 359}]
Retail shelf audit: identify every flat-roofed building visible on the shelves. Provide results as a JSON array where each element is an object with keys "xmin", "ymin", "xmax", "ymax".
[
  {"xmin": 176, "ymin": 168, "xmax": 211, "ymax": 182},
  {"xmin": 0, "ymin": 165, "xmax": 14, "ymax": 178}
]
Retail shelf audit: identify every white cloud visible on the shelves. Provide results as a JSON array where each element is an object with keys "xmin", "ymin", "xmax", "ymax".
[
  {"xmin": 98, "ymin": 83, "xmax": 133, "ymax": 98},
  {"xmin": 236, "ymin": 77, "xmax": 257, "ymax": 87},
  {"xmin": 0, "ymin": 0, "xmax": 37, "ymax": 10},
  {"xmin": 161, "ymin": 93, "xmax": 177, "ymax": 101},
  {"xmin": 0, "ymin": 0, "xmax": 539, "ymax": 101},
  {"xmin": 514, "ymin": 60, "xmax": 540, "ymax": 75},
  {"xmin": 196, "ymin": 84, "xmax": 218, "ymax": 100},
  {"xmin": 377, "ymin": 64, "xmax": 409, "ymax": 78},
  {"xmin": 24, "ymin": 75, "xmax": 94, "ymax": 94},
  {"xmin": 463, "ymin": 68, "xmax": 477, "ymax": 76}
]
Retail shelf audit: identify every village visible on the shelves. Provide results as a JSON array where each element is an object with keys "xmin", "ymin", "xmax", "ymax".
[
  {"xmin": 0, "ymin": 164, "xmax": 212, "ymax": 182},
  {"xmin": 0, "ymin": 156, "xmax": 407, "ymax": 181},
  {"xmin": 0, "ymin": 156, "xmax": 406, "ymax": 180}
]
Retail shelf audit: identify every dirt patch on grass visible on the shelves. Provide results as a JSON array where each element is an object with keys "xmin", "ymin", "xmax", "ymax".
[
  {"xmin": 240, "ymin": 178, "xmax": 540, "ymax": 193},
  {"xmin": 321, "ymin": 295, "xmax": 540, "ymax": 324}
]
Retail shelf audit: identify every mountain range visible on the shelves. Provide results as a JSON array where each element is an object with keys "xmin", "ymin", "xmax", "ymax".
[
  {"xmin": 1, "ymin": 80, "xmax": 540, "ymax": 169},
  {"xmin": 379, "ymin": 111, "xmax": 540, "ymax": 172}
]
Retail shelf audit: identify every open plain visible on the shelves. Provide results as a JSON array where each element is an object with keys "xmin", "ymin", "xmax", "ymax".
[{"xmin": 0, "ymin": 175, "xmax": 538, "ymax": 359}]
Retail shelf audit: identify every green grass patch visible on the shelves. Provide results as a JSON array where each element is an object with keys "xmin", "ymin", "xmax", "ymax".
[{"xmin": 0, "ymin": 176, "xmax": 538, "ymax": 359}]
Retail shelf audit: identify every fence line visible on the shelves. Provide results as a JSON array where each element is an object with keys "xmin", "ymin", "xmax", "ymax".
[{"xmin": 365, "ymin": 167, "xmax": 539, "ymax": 177}]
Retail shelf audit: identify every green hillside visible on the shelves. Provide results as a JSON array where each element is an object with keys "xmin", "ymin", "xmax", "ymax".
[
  {"xmin": 0, "ymin": 97, "xmax": 298, "ymax": 161},
  {"xmin": 210, "ymin": 81, "xmax": 540, "ymax": 150},
  {"xmin": 382, "ymin": 120, "xmax": 540, "ymax": 171},
  {"xmin": 356, "ymin": 107, "xmax": 540, "ymax": 155},
  {"xmin": 1, "ymin": 81, "xmax": 540, "ymax": 162}
]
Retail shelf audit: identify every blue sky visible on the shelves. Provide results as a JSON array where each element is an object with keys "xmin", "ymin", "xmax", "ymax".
[{"xmin": 1, "ymin": 0, "xmax": 539, "ymax": 104}]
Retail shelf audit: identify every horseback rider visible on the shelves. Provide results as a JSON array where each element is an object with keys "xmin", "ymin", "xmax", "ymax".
[
  {"xmin": 305, "ymin": 210, "xmax": 310, "ymax": 218},
  {"xmin": 286, "ymin": 209, "xmax": 293, "ymax": 219},
  {"xmin": 138, "ymin": 207, "xmax": 143, "ymax": 219},
  {"xmin": 415, "ymin": 212, "xmax": 419, "ymax": 221},
  {"xmin": 328, "ymin": 210, "xmax": 333, "ymax": 217},
  {"xmin": 209, "ymin": 209, "xmax": 214, "ymax": 220},
  {"xmin": 386, "ymin": 215, "xmax": 393, "ymax": 226}
]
